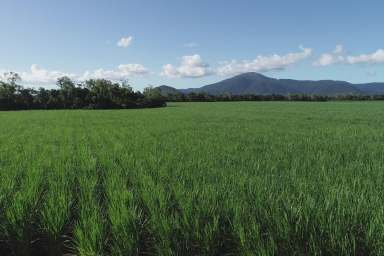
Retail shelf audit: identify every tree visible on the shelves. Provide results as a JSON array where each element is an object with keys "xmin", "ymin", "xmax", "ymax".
[
  {"xmin": 4, "ymin": 72, "xmax": 21, "ymax": 87},
  {"xmin": 0, "ymin": 72, "xmax": 21, "ymax": 109},
  {"xmin": 57, "ymin": 76, "xmax": 76, "ymax": 108},
  {"xmin": 143, "ymin": 86, "xmax": 163, "ymax": 100}
]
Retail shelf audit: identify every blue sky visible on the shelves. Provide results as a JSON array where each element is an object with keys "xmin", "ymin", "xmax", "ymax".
[{"xmin": 1, "ymin": 0, "xmax": 384, "ymax": 90}]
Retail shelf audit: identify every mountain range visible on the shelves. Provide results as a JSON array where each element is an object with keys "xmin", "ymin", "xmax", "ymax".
[{"xmin": 157, "ymin": 72, "xmax": 384, "ymax": 96}]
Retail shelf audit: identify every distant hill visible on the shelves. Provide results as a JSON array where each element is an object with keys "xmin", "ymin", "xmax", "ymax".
[
  {"xmin": 157, "ymin": 73, "xmax": 384, "ymax": 96},
  {"xmin": 354, "ymin": 83, "xmax": 384, "ymax": 95},
  {"xmin": 157, "ymin": 85, "xmax": 182, "ymax": 96}
]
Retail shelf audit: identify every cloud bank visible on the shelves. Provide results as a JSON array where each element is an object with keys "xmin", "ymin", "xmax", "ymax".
[
  {"xmin": 80, "ymin": 64, "xmax": 148, "ymax": 81},
  {"xmin": 216, "ymin": 46, "xmax": 312, "ymax": 76},
  {"xmin": 20, "ymin": 65, "xmax": 77, "ymax": 83},
  {"xmin": 0, "ymin": 64, "xmax": 149, "ymax": 84},
  {"xmin": 161, "ymin": 47, "xmax": 312, "ymax": 78},
  {"xmin": 314, "ymin": 45, "xmax": 384, "ymax": 66},
  {"xmin": 4, "ymin": 45, "xmax": 384, "ymax": 84},
  {"xmin": 346, "ymin": 49, "xmax": 384, "ymax": 64}
]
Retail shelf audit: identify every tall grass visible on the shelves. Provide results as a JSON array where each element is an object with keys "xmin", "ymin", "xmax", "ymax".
[{"xmin": 0, "ymin": 102, "xmax": 384, "ymax": 255}]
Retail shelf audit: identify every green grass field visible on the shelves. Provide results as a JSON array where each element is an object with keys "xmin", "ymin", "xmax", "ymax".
[{"xmin": 1, "ymin": 102, "xmax": 384, "ymax": 255}]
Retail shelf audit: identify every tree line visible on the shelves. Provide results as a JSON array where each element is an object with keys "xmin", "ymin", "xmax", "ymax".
[
  {"xmin": 161, "ymin": 92, "xmax": 384, "ymax": 102},
  {"xmin": 0, "ymin": 72, "xmax": 166, "ymax": 110},
  {"xmin": 3, "ymin": 71, "xmax": 384, "ymax": 111}
]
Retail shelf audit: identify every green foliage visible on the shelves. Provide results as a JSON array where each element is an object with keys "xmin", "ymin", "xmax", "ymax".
[
  {"xmin": 0, "ymin": 102, "xmax": 384, "ymax": 255},
  {"xmin": 0, "ymin": 74, "xmax": 166, "ymax": 110},
  {"xmin": 143, "ymin": 86, "xmax": 162, "ymax": 99}
]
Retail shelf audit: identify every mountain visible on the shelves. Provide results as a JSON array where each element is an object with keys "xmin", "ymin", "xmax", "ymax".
[
  {"xmin": 157, "ymin": 73, "xmax": 384, "ymax": 96},
  {"xmin": 354, "ymin": 83, "xmax": 384, "ymax": 95},
  {"xmin": 157, "ymin": 85, "xmax": 182, "ymax": 96}
]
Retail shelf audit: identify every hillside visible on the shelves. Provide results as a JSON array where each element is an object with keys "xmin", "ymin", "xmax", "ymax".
[
  {"xmin": 157, "ymin": 85, "xmax": 182, "ymax": 96},
  {"xmin": 158, "ymin": 73, "xmax": 384, "ymax": 96}
]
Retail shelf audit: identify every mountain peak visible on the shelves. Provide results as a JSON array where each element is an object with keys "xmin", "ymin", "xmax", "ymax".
[
  {"xmin": 156, "ymin": 85, "xmax": 181, "ymax": 96},
  {"xmin": 233, "ymin": 72, "xmax": 271, "ymax": 80}
]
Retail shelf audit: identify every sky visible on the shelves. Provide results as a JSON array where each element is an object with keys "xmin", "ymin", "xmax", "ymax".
[{"xmin": 1, "ymin": 0, "xmax": 384, "ymax": 90}]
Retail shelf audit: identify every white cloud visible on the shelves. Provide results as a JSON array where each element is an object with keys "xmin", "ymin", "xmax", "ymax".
[
  {"xmin": 184, "ymin": 42, "xmax": 199, "ymax": 48},
  {"xmin": 117, "ymin": 36, "xmax": 133, "ymax": 48},
  {"xmin": 21, "ymin": 64, "xmax": 76, "ymax": 83},
  {"xmin": 80, "ymin": 64, "xmax": 148, "ymax": 80},
  {"xmin": 334, "ymin": 44, "xmax": 344, "ymax": 54},
  {"xmin": 346, "ymin": 49, "xmax": 384, "ymax": 64},
  {"xmin": 314, "ymin": 54, "xmax": 336, "ymax": 66},
  {"xmin": 216, "ymin": 46, "xmax": 312, "ymax": 76},
  {"xmin": 161, "ymin": 54, "xmax": 212, "ymax": 78},
  {"xmin": 315, "ymin": 45, "xmax": 384, "ymax": 66},
  {"xmin": 1, "ymin": 64, "xmax": 149, "ymax": 84},
  {"xmin": 313, "ymin": 45, "xmax": 345, "ymax": 66}
]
